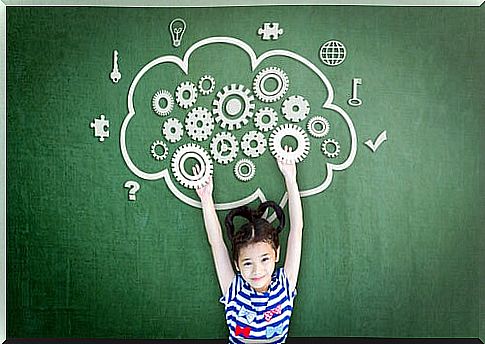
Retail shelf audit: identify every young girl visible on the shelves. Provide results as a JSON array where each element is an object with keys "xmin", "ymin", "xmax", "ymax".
[{"xmin": 195, "ymin": 148, "xmax": 303, "ymax": 343}]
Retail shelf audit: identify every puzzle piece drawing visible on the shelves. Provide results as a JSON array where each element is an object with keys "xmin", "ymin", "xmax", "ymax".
[
  {"xmin": 90, "ymin": 114, "xmax": 109, "ymax": 142},
  {"xmin": 258, "ymin": 23, "xmax": 283, "ymax": 40}
]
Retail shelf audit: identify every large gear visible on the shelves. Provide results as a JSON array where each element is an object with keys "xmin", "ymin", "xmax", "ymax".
[
  {"xmin": 254, "ymin": 107, "xmax": 278, "ymax": 132},
  {"xmin": 171, "ymin": 143, "xmax": 213, "ymax": 189},
  {"xmin": 162, "ymin": 118, "xmax": 184, "ymax": 143},
  {"xmin": 281, "ymin": 95, "xmax": 310, "ymax": 122},
  {"xmin": 175, "ymin": 81, "xmax": 198, "ymax": 109},
  {"xmin": 212, "ymin": 84, "xmax": 255, "ymax": 130},
  {"xmin": 184, "ymin": 107, "xmax": 215, "ymax": 141},
  {"xmin": 210, "ymin": 132, "xmax": 239, "ymax": 165},
  {"xmin": 307, "ymin": 116, "xmax": 330, "ymax": 138},
  {"xmin": 321, "ymin": 138, "xmax": 340, "ymax": 158},
  {"xmin": 198, "ymin": 75, "xmax": 216, "ymax": 96},
  {"xmin": 152, "ymin": 89, "xmax": 174, "ymax": 117},
  {"xmin": 269, "ymin": 124, "xmax": 310, "ymax": 163},
  {"xmin": 150, "ymin": 140, "xmax": 169, "ymax": 161},
  {"xmin": 234, "ymin": 159, "xmax": 256, "ymax": 182},
  {"xmin": 252, "ymin": 67, "xmax": 289, "ymax": 103},
  {"xmin": 240, "ymin": 131, "xmax": 267, "ymax": 158}
]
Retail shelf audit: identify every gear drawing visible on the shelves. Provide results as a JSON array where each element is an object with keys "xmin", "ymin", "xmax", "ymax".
[
  {"xmin": 252, "ymin": 67, "xmax": 289, "ymax": 103},
  {"xmin": 198, "ymin": 75, "xmax": 216, "ymax": 96},
  {"xmin": 162, "ymin": 118, "xmax": 184, "ymax": 143},
  {"xmin": 184, "ymin": 107, "xmax": 214, "ymax": 141},
  {"xmin": 212, "ymin": 84, "xmax": 255, "ymax": 130},
  {"xmin": 152, "ymin": 89, "xmax": 174, "ymax": 116},
  {"xmin": 240, "ymin": 131, "xmax": 267, "ymax": 158},
  {"xmin": 254, "ymin": 107, "xmax": 278, "ymax": 132},
  {"xmin": 234, "ymin": 159, "xmax": 256, "ymax": 182},
  {"xmin": 281, "ymin": 95, "xmax": 310, "ymax": 122},
  {"xmin": 307, "ymin": 116, "xmax": 330, "ymax": 138},
  {"xmin": 150, "ymin": 140, "xmax": 169, "ymax": 161},
  {"xmin": 269, "ymin": 124, "xmax": 310, "ymax": 163},
  {"xmin": 175, "ymin": 81, "xmax": 198, "ymax": 109},
  {"xmin": 321, "ymin": 138, "xmax": 340, "ymax": 158},
  {"xmin": 171, "ymin": 143, "xmax": 213, "ymax": 189},
  {"xmin": 210, "ymin": 132, "xmax": 239, "ymax": 165}
]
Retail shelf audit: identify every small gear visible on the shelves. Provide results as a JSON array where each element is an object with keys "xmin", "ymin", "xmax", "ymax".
[
  {"xmin": 210, "ymin": 132, "xmax": 239, "ymax": 165},
  {"xmin": 152, "ymin": 89, "xmax": 174, "ymax": 116},
  {"xmin": 171, "ymin": 143, "xmax": 213, "ymax": 189},
  {"xmin": 212, "ymin": 84, "xmax": 255, "ymax": 130},
  {"xmin": 234, "ymin": 159, "xmax": 256, "ymax": 182},
  {"xmin": 198, "ymin": 75, "xmax": 216, "ymax": 96},
  {"xmin": 162, "ymin": 118, "xmax": 184, "ymax": 143},
  {"xmin": 253, "ymin": 67, "xmax": 289, "ymax": 103},
  {"xmin": 241, "ymin": 131, "xmax": 267, "ymax": 158},
  {"xmin": 281, "ymin": 95, "xmax": 310, "ymax": 122},
  {"xmin": 307, "ymin": 116, "xmax": 330, "ymax": 138},
  {"xmin": 269, "ymin": 124, "xmax": 310, "ymax": 163},
  {"xmin": 254, "ymin": 107, "xmax": 278, "ymax": 132},
  {"xmin": 184, "ymin": 107, "xmax": 215, "ymax": 141},
  {"xmin": 150, "ymin": 140, "xmax": 169, "ymax": 161},
  {"xmin": 321, "ymin": 138, "xmax": 340, "ymax": 158},
  {"xmin": 175, "ymin": 81, "xmax": 198, "ymax": 109}
]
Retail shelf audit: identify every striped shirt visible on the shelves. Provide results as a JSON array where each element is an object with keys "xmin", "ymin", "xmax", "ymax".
[{"xmin": 219, "ymin": 267, "xmax": 297, "ymax": 344}]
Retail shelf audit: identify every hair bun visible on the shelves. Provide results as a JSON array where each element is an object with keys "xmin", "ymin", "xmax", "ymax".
[
  {"xmin": 256, "ymin": 201, "xmax": 285, "ymax": 233},
  {"xmin": 224, "ymin": 201, "xmax": 285, "ymax": 241},
  {"xmin": 224, "ymin": 205, "xmax": 252, "ymax": 241}
]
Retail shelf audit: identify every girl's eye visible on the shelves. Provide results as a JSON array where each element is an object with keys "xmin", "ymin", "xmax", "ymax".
[
  {"xmin": 243, "ymin": 262, "xmax": 252, "ymax": 267},
  {"xmin": 262, "ymin": 257, "xmax": 270, "ymax": 262}
]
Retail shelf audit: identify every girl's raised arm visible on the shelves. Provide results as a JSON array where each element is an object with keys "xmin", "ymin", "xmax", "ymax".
[
  {"xmin": 194, "ymin": 170, "xmax": 235, "ymax": 296},
  {"xmin": 276, "ymin": 147, "xmax": 304, "ymax": 292}
]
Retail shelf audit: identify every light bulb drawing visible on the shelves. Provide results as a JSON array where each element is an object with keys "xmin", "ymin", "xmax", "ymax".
[{"xmin": 169, "ymin": 18, "xmax": 186, "ymax": 48}]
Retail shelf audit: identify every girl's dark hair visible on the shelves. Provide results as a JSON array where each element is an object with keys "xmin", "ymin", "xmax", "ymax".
[{"xmin": 224, "ymin": 201, "xmax": 285, "ymax": 263}]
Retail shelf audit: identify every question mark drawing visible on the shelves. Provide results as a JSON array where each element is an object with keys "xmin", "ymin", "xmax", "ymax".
[{"xmin": 124, "ymin": 181, "xmax": 140, "ymax": 201}]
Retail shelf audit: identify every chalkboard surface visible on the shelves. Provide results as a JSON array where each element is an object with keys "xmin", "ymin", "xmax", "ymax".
[{"xmin": 6, "ymin": 5, "xmax": 484, "ymax": 340}]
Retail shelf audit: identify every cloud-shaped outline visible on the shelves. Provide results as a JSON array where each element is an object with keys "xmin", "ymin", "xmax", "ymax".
[{"xmin": 120, "ymin": 36, "xmax": 357, "ymax": 210}]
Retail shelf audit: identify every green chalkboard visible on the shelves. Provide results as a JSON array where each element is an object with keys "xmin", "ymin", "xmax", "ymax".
[{"xmin": 6, "ymin": 5, "xmax": 484, "ymax": 340}]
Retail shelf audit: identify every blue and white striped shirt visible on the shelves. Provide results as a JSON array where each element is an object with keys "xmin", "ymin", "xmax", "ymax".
[{"xmin": 219, "ymin": 267, "xmax": 297, "ymax": 344}]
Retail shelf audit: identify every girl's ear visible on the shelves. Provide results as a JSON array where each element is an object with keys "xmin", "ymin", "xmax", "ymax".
[{"xmin": 275, "ymin": 246, "xmax": 281, "ymax": 263}]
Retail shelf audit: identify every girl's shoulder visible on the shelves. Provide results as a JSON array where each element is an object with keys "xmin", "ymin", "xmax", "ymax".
[
  {"xmin": 275, "ymin": 266, "xmax": 297, "ymax": 300},
  {"xmin": 219, "ymin": 272, "xmax": 245, "ymax": 305}
]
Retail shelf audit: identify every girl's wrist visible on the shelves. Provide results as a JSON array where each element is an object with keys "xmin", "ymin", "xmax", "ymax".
[{"xmin": 200, "ymin": 196, "xmax": 214, "ymax": 206}]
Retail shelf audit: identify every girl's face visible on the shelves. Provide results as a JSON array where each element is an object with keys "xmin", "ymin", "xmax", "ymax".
[{"xmin": 236, "ymin": 241, "xmax": 280, "ymax": 293}]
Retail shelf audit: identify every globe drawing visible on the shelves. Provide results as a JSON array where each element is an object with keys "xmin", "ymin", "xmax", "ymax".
[{"xmin": 319, "ymin": 40, "xmax": 347, "ymax": 66}]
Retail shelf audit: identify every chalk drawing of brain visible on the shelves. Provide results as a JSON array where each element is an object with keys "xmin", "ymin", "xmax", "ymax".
[{"xmin": 120, "ymin": 37, "xmax": 357, "ymax": 210}]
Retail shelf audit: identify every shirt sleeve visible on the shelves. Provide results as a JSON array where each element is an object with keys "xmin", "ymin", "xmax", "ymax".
[
  {"xmin": 279, "ymin": 267, "xmax": 297, "ymax": 301},
  {"xmin": 219, "ymin": 272, "xmax": 243, "ymax": 306}
]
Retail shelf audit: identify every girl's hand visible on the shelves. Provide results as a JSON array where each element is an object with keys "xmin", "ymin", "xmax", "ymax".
[
  {"xmin": 193, "ymin": 164, "xmax": 213, "ymax": 201},
  {"xmin": 276, "ymin": 145, "xmax": 297, "ymax": 181}
]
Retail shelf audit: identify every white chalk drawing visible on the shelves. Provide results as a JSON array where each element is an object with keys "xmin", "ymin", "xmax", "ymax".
[
  {"xmin": 258, "ymin": 23, "xmax": 284, "ymax": 40},
  {"xmin": 120, "ymin": 36, "xmax": 358, "ymax": 211},
  {"xmin": 321, "ymin": 138, "xmax": 341, "ymax": 159},
  {"xmin": 124, "ymin": 181, "xmax": 140, "ymax": 201},
  {"xmin": 234, "ymin": 159, "xmax": 256, "ymax": 182},
  {"xmin": 169, "ymin": 18, "xmax": 186, "ymax": 48},
  {"xmin": 319, "ymin": 40, "xmax": 346, "ymax": 67},
  {"xmin": 364, "ymin": 130, "xmax": 387, "ymax": 152},
  {"xmin": 110, "ymin": 50, "xmax": 121, "ymax": 83},
  {"xmin": 90, "ymin": 114, "xmax": 109, "ymax": 142},
  {"xmin": 348, "ymin": 78, "xmax": 363, "ymax": 107}
]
